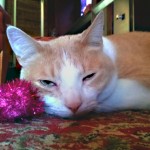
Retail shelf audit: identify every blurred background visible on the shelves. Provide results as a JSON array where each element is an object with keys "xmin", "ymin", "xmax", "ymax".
[{"xmin": 2, "ymin": 0, "xmax": 150, "ymax": 37}]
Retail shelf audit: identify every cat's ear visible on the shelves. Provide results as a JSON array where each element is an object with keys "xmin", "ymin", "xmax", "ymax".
[
  {"xmin": 6, "ymin": 26, "xmax": 41, "ymax": 66},
  {"xmin": 82, "ymin": 11, "xmax": 104, "ymax": 46}
]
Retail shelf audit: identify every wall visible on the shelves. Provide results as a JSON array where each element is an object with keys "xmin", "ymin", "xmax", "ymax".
[
  {"xmin": 113, "ymin": 0, "xmax": 150, "ymax": 34},
  {"xmin": 113, "ymin": 0, "xmax": 130, "ymax": 34}
]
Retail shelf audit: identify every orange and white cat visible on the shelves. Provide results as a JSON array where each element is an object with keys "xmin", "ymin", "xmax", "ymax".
[{"xmin": 7, "ymin": 12, "xmax": 150, "ymax": 118}]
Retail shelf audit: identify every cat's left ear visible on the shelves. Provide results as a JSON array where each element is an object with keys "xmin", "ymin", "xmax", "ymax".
[
  {"xmin": 82, "ymin": 11, "xmax": 104, "ymax": 46},
  {"xmin": 6, "ymin": 26, "xmax": 42, "ymax": 66}
]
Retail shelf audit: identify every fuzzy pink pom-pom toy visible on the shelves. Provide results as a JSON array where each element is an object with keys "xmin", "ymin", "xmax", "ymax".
[{"xmin": 0, "ymin": 79, "xmax": 44, "ymax": 122}]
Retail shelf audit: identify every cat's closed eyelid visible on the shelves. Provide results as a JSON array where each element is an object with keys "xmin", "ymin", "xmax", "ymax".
[
  {"xmin": 39, "ymin": 80, "xmax": 57, "ymax": 87},
  {"xmin": 82, "ymin": 72, "xmax": 96, "ymax": 82}
]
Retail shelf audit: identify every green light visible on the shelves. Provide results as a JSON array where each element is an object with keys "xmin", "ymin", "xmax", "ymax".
[
  {"xmin": 0, "ymin": 0, "xmax": 5, "ymax": 8},
  {"xmin": 93, "ymin": 0, "xmax": 114, "ymax": 14}
]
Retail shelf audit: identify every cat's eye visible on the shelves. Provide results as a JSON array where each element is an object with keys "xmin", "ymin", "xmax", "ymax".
[
  {"xmin": 83, "ymin": 73, "xmax": 96, "ymax": 82},
  {"xmin": 40, "ymin": 80, "xmax": 57, "ymax": 87}
]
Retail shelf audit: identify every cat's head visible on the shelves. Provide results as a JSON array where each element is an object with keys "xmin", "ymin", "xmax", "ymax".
[{"xmin": 7, "ymin": 12, "xmax": 116, "ymax": 118}]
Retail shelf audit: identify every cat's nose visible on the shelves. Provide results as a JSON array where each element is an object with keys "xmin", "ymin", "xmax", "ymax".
[
  {"xmin": 64, "ymin": 89, "xmax": 82, "ymax": 113},
  {"xmin": 65, "ymin": 102, "xmax": 82, "ymax": 113}
]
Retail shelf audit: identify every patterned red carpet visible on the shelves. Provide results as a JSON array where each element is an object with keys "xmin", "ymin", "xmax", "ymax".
[{"xmin": 0, "ymin": 111, "xmax": 150, "ymax": 150}]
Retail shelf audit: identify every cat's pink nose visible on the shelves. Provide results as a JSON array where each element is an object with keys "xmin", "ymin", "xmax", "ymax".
[{"xmin": 65, "ymin": 102, "xmax": 82, "ymax": 113}]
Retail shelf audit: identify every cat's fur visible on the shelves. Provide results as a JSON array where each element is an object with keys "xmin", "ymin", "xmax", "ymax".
[{"xmin": 7, "ymin": 12, "xmax": 150, "ymax": 118}]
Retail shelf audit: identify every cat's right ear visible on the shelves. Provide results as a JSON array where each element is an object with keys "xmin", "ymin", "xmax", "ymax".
[
  {"xmin": 81, "ymin": 11, "xmax": 104, "ymax": 47},
  {"xmin": 6, "ymin": 26, "xmax": 41, "ymax": 66}
]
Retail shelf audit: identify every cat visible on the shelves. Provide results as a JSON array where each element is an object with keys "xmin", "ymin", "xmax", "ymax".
[{"xmin": 6, "ymin": 11, "xmax": 150, "ymax": 118}]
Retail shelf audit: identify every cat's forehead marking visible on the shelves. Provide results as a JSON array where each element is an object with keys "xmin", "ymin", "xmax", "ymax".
[{"xmin": 60, "ymin": 51, "xmax": 81, "ymax": 87}]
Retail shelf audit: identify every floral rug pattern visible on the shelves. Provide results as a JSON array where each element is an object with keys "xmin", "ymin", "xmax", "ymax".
[{"xmin": 0, "ymin": 111, "xmax": 150, "ymax": 150}]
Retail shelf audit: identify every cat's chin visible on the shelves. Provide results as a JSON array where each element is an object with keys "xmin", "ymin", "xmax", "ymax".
[{"xmin": 44, "ymin": 106, "xmax": 94, "ymax": 119}]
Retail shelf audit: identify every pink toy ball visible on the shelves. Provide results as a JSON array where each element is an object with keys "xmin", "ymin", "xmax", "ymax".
[{"xmin": 0, "ymin": 79, "xmax": 44, "ymax": 122}]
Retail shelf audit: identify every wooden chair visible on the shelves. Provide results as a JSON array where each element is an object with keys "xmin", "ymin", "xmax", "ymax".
[{"xmin": 0, "ymin": 5, "xmax": 11, "ymax": 84}]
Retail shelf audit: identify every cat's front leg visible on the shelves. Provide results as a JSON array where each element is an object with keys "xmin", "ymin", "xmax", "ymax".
[{"xmin": 96, "ymin": 79, "xmax": 150, "ymax": 112}]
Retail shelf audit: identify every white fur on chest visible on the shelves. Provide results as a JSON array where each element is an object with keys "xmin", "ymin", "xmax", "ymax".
[
  {"xmin": 97, "ymin": 79, "xmax": 150, "ymax": 112},
  {"xmin": 102, "ymin": 37, "xmax": 116, "ymax": 63}
]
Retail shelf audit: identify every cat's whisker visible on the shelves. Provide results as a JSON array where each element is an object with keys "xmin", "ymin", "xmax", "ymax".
[{"xmin": 78, "ymin": 101, "xmax": 97, "ymax": 113}]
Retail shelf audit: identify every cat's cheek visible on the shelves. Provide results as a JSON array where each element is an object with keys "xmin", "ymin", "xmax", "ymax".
[
  {"xmin": 43, "ymin": 95, "xmax": 61, "ymax": 106},
  {"xmin": 42, "ymin": 95, "xmax": 73, "ymax": 117},
  {"xmin": 83, "ymin": 86, "xmax": 100, "ymax": 100},
  {"xmin": 44, "ymin": 107, "xmax": 72, "ymax": 118}
]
